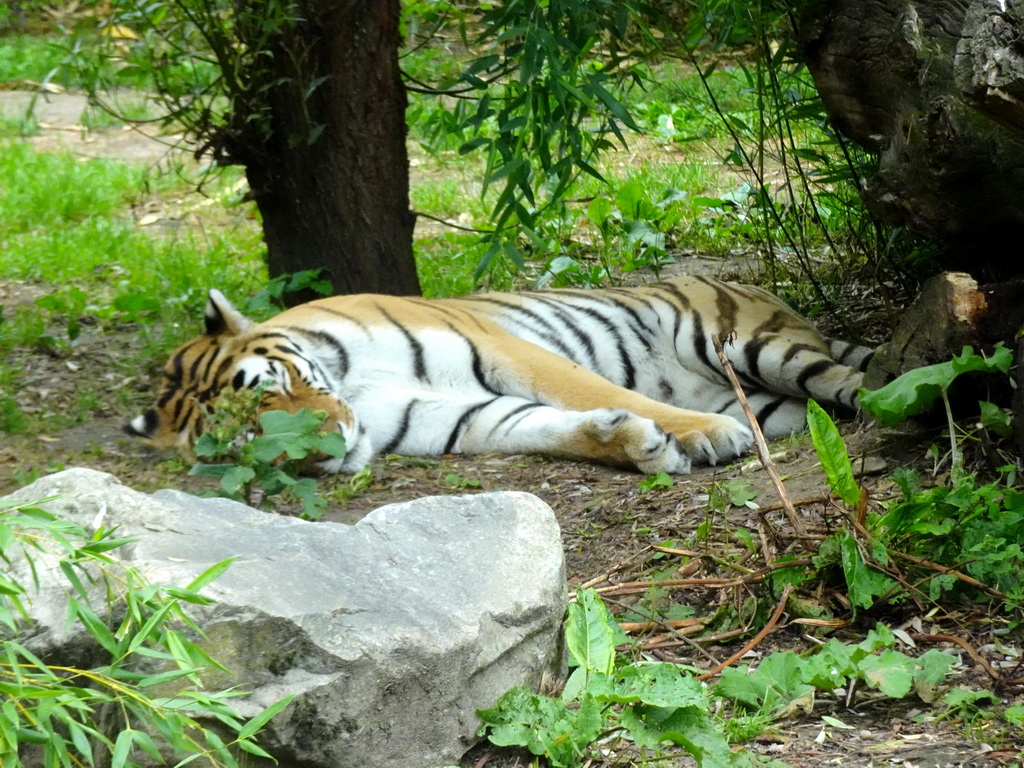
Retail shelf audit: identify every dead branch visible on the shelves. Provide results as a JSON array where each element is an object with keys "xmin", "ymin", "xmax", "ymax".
[
  {"xmin": 698, "ymin": 584, "xmax": 794, "ymax": 681},
  {"xmin": 711, "ymin": 335, "xmax": 806, "ymax": 538}
]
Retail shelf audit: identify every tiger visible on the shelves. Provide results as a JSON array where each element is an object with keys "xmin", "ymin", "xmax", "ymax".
[{"xmin": 125, "ymin": 275, "xmax": 874, "ymax": 475}]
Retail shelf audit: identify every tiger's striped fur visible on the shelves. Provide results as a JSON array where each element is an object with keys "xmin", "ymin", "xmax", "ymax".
[{"xmin": 126, "ymin": 276, "xmax": 873, "ymax": 474}]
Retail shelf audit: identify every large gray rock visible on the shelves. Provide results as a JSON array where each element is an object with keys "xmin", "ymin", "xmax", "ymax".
[{"xmin": 4, "ymin": 469, "xmax": 567, "ymax": 768}]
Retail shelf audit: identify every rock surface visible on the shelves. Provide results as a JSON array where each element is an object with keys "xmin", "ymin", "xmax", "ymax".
[
  {"xmin": 864, "ymin": 271, "xmax": 986, "ymax": 389},
  {"xmin": 5, "ymin": 468, "xmax": 567, "ymax": 768}
]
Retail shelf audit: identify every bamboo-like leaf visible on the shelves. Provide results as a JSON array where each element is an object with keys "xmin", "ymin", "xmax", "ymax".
[
  {"xmin": 238, "ymin": 694, "xmax": 295, "ymax": 741},
  {"xmin": 186, "ymin": 557, "xmax": 235, "ymax": 594}
]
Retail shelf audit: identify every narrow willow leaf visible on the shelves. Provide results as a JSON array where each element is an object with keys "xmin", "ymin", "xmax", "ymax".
[
  {"xmin": 237, "ymin": 694, "xmax": 295, "ymax": 741},
  {"xmin": 111, "ymin": 728, "xmax": 135, "ymax": 768},
  {"xmin": 186, "ymin": 557, "xmax": 235, "ymax": 594}
]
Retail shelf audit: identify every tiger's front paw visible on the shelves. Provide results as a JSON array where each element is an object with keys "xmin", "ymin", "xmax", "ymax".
[{"xmin": 678, "ymin": 414, "xmax": 753, "ymax": 466}]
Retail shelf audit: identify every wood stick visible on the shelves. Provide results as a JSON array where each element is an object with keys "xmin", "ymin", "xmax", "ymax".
[
  {"xmin": 711, "ymin": 334, "xmax": 806, "ymax": 537},
  {"xmin": 698, "ymin": 585, "xmax": 794, "ymax": 681}
]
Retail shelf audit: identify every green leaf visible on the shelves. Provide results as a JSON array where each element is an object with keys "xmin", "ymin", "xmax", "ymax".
[
  {"xmin": 859, "ymin": 345, "xmax": 1012, "ymax": 427},
  {"xmin": 127, "ymin": 602, "xmax": 175, "ymax": 653},
  {"xmin": 257, "ymin": 408, "xmax": 328, "ymax": 458},
  {"xmin": 477, "ymin": 687, "xmax": 596, "ymax": 767},
  {"xmin": 237, "ymin": 738, "xmax": 275, "ymax": 759},
  {"xmin": 111, "ymin": 728, "xmax": 134, "ymax": 768},
  {"xmin": 801, "ymin": 639, "xmax": 855, "ymax": 689},
  {"xmin": 565, "ymin": 589, "xmax": 615, "ymax": 675},
  {"xmin": 942, "ymin": 687, "xmax": 999, "ymax": 711},
  {"xmin": 856, "ymin": 650, "xmax": 915, "ymax": 698},
  {"xmin": 317, "ymin": 431, "xmax": 347, "ymax": 459},
  {"xmin": 585, "ymin": 196, "xmax": 613, "ymax": 229},
  {"xmin": 186, "ymin": 557, "xmax": 235, "ymax": 594},
  {"xmin": 137, "ymin": 668, "xmax": 204, "ymax": 688},
  {"xmin": 836, "ymin": 530, "xmax": 895, "ymax": 610},
  {"xmin": 292, "ymin": 478, "xmax": 327, "ymax": 520},
  {"xmin": 602, "ymin": 664, "xmax": 706, "ymax": 709},
  {"xmin": 188, "ymin": 462, "xmax": 233, "ymax": 479},
  {"xmin": 638, "ymin": 471, "xmax": 673, "ymax": 494},
  {"xmin": 238, "ymin": 694, "xmax": 295, "ymax": 741},
  {"xmin": 619, "ymin": 704, "xmax": 733, "ymax": 768},
  {"xmin": 807, "ymin": 400, "xmax": 861, "ymax": 505},
  {"xmin": 220, "ymin": 465, "xmax": 256, "ymax": 495},
  {"xmin": 1005, "ymin": 703, "xmax": 1024, "ymax": 723},
  {"xmin": 194, "ymin": 432, "xmax": 230, "ymax": 458},
  {"xmin": 979, "ymin": 400, "xmax": 1013, "ymax": 437},
  {"xmin": 716, "ymin": 652, "xmax": 812, "ymax": 712},
  {"xmin": 914, "ymin": 649, "xmax": 956, "ymax": 684}
]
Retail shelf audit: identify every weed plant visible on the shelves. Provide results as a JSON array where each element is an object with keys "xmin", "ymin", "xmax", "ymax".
[{"xmin": 0, "ymin": 496, "xmax": 291, "ymax": 767}]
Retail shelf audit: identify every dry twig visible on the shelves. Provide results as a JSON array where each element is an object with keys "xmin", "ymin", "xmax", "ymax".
[
  {"xmin": 697, "ymin": 585, "xmax": 794, "ymax": 681},
  {"xmin": 711, "ymin": 335, "xmax": 806, "ymax": 538}
]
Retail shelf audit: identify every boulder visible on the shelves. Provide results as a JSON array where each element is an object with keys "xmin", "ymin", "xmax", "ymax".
[{"xmin": 4, "ymin": 469, "xmax": 567, "ymax": 768}]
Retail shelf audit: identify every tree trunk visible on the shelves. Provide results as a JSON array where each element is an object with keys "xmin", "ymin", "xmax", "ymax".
[
  {"xmin": 797, "ymin": 0, "xmax": 1024, "ymax": 274},
  {"xmin": 229, "ymin": 0, "xmax": 420, "ymax": 301}
]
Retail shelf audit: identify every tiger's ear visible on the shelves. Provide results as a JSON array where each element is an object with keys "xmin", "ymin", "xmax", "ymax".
[{"xmin": 204, "ymin": 289, "xmax": 253, "ymax": 336}]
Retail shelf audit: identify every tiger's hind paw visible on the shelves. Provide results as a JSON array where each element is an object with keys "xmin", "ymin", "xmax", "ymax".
[{"xmin": 590, "ymin": 409, "xmax": 693, "ymax": 475}]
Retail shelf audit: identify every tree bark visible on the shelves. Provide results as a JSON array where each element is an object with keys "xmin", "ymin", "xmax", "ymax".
[
  {"xmin": 797, "ymin": 0, "xmax": 1024, "ymax": 274},
  {"xmin": 227, "ymin": 0, "xmax": 420, "ymax": 301}
]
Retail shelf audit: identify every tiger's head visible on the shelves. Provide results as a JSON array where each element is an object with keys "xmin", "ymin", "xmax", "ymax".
[{"xmin": 125, "ymin": 290, "xmax": 363, "ymax": 467}]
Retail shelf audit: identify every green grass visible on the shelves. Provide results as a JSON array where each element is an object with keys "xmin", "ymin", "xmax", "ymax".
[
  {"xmin": 0, "ymin": 33, "xmax": 70, "ymax": 85},
  {"xmin": 0, "ymin": 142, "xmax": 267, "ymax": 360}
]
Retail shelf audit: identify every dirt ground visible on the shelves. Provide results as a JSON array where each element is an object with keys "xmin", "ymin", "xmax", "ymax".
[{"xmin": 1, "ymin": 91, "xmax": 1022, "ymax": 767}]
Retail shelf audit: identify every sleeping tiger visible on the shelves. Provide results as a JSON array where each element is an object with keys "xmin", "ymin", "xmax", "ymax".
[{"xmin": 126, "ymin": 276, "xmax": 873, "ymax": 475}]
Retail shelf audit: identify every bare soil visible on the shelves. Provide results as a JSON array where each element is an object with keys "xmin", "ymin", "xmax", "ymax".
[{"xmin": 0, "ymin": 91, "xmax": 1021, "ymax": 767}]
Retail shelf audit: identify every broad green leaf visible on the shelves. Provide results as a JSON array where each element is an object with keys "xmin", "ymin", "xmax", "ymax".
[
  {"xmin": 585, "ymin": 196, "xmax": 613, "ymax": 229},
  {"xmin": 856, "ymin": 650, "xmax": 915, "ymax": 698},
  {"xmin": 620, "ymin": 705, "xmax": 733, "ymax": 768},
  {"xmin": 188, "ymin": 462, "xmax": 232, "ymax": 479},
  {"xmin": 807, "ymin": 400, "xmax": 860, "ymax": 505},
  {"xmin": 602, "ymin": 664, "xmax": 706, "ymax": 709},
  {"xmin": 614, "ymin": 663, "xmax": 704, "ymax": 712},
  {"xmin": 255, "ymin": 408, "xmax": 329, "ymax": 460},
  {"xmin": 836, "ymin": 531, "xmax": 895, "ymax": 610},
  {"xmin": 1005, "ymin": 703, "xmax": 1024, "ymax": 723},
  {"xmin": 716, "ymin": 652, "xmax": 812, "ymax": 712},
  {"xmin": 914, "ymin": 649, "xmax": 956, "ymax": 684},
  {"xmin": 942, "ymin": 687, "xmax": 999, "ymax": 710},
  {"xmin": 979, "ymin": 400, "xmax": 1012, "ymax": 437},
  {"xmin": 477, "ymin": 687, "xmax": 590, "ymax": 768},
  {"xmin": 220, "ymin": 465, "xmax": 256, "ymax": 495},
  {"xmin": 859, "ymin": 345, "xmax": 1012, "ymax": 426},
  {"xmin": 565, "ymin": 589, "xmax": 615, "ymax": 675},
  {"xmin": 806, "ymin": 639, "xmax": 856, "ymax": 682},
  {"xmin": 318, "ymin": 431, "xmax": 347, "ymax": 459},
  {"xmin": 194, "ymin": 432, "xmax": 230, "ymax": 458}
]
